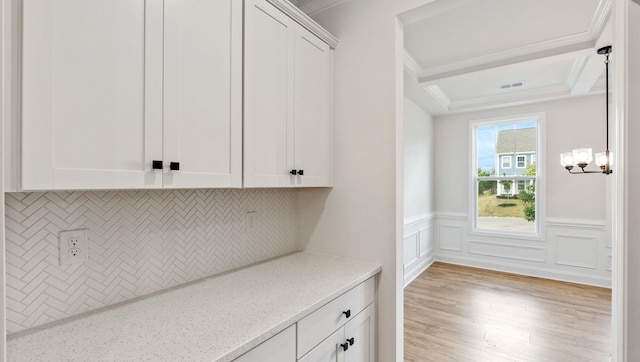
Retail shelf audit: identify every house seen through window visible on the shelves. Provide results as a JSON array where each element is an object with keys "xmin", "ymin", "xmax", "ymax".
[{"xmin": 473, "ymin": 116, "xmax": 540, "ymax": 234}]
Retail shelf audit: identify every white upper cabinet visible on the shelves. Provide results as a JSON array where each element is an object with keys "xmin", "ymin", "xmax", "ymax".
[
  {"xmin": 20, "ymin": 0, "xmax": 241, "ymax": 191},
  {"xmin": 163, "ymin": 0, "xmax": 242, "ymax": 189},
  {"xmin": 244, "ymin": 0, "xmax": 335, "ymax": 188}
]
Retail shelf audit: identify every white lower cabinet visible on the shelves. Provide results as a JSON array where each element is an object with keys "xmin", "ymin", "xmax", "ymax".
[
  {"xmin": 298, "ymin": 277, "xmax": 376, "ymax": 362},
  {"xmin": 234, "ymin": 324, "xmax": 296, "ymax": 362},
  {"xmin": 299, "ymin": 303, "xmax": 376, "ymax": 362},
  {"xmin": 235, "ymin": 277, "xmax": 376, "ymax": 362}
]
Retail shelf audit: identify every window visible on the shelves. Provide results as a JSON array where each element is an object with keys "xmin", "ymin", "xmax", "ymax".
[
  {"xmin": 472, "ymin": 113, "xmax": 543, "ymax": 235},
  {"xmin": 501, "ymin": 156, "xmax": 512, "ymax": 169}
]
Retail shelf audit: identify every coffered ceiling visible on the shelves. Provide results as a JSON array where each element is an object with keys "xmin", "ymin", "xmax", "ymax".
[
  {"xmin": 401, "ymin": 0, "xmax": 612, "ymax": 115},
  {"xmin": 294, "ymin": 0, "xmax": 613, "ymax": 116}
]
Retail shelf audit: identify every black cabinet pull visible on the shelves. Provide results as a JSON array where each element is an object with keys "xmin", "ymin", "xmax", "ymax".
[
  {"xmin": 152, "ymin": 160, "xmax": 163, "ymax": 170},
  {"xmin": 347, "ymin": 337, "xmax": 355, "ymax": 346},
  {"xmin": 298, "ymin": 169, "xmax": 304, "ymax": 176},
  {"xmin": 170, "ymin": 162, "xmax": 180, "ymax": 171},
  {"xmin": 343, "ymin": 310, "xmax": 351, "ymax": 318},
  {"xmin": 340, "ymin": 343, "xmax": 349, "ymax": 351},
  {"xmin": 289, "ymin": 169, "xmax": 297, "ymax": 175}
]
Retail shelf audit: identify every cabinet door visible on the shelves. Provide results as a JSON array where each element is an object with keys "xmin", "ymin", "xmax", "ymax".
[
  {"xmin": 243, "ymin": 0, "xmax": 295, "ymax": 188},
  {"xmin": 235, "ymin": 325, "xmax": 296, "ymax": 362},
  {"xmin": 343, "ymin": 303, "xmax": 376, "ymax": 362},
  {"xmin": 22, "ymin": 0, "xmax": 163, "ymax": 190},
  {"xmin": 163, "ymin": 0, "xmax": 242, "ymax": 188},
  {"xmin": 299, "ymin": 328, "xmax": 345, "ymax": 362},
  {"xmin": 293, "ymin": 26, "xmax": 333, "ymax": 187}
]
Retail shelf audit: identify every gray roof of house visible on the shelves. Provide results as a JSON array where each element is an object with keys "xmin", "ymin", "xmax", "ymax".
[{"xmin": 496, "ymin": 128, "xmax": 536, "ymax": 154}]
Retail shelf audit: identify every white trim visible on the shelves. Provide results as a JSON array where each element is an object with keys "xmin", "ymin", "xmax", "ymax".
[
  {"xmin": 567, "ymin": 55, "xmax": 590, "ymax": 90},
  {"xmin": 424, "ymin": 85, "xmax": 451, "ymax": 110},
  {"xmin": 546, "ymin": 217, "xmax": 607, "ymax": 229},
  {"xmin": 435, "ymin": 255, "xmax": 611, "ymax": 288},
  {"xmin": 516, "ymin": 155, "xmax": 526, "ymax": 168},
  {"xmin": 403, "ymin": 258, "xmax": 434, "ymax": 287},
  {"xmin": 589, "ymin": 0, "xmax": 614, "ymax": 39},
  {"xmin": 612, "ymin": 0, "xmax": 629, "ymax": 359},
  {"xmin": 403, "ymin": 213, "xmax": 433, "ymax": 226},
  {"xmin": 297, "ymin": 0, "xmax": 351, "ymax": 17},
  {"xmin": 267, "ymin": 0, "xmax": 339, "ymax": 49},
  {"xmin": 403, "ymin": 50, "xmax": 422, "ymax": 80},
  {"xmin": 433, "ymin": 211, "xmax": 468, "ymax": 220},
  {"xmin": 0, "ymin": 0, "xmax": 7, "ymax": 357}
]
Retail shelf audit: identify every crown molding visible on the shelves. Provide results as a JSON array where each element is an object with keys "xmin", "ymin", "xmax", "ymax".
[
  {"xmin": 267, "ymin": 0, "xmax": 339, "ymax": 48},
  {"xmin": 589, "ymin": 0, "xmax": 613, "ymax": 39},
  {"xmin": 425, "ymin": 85, "xmax": 451, "ymax": 110},
  {"xmin": 297, "ymin": 0, "xmax": 352, "ymax": 17},
  {"xmin": 566, "ymin": 55, "xmax": 589, "ymax": 91},
  {"xmin": 446, "ymin": 84, "xmax": 578, "ymax": 114},
  {"xmin": 403, "ymin": 50, "xmax": 423, "ymax": 79}
]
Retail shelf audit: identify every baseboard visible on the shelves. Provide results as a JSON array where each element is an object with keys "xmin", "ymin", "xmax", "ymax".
[
  {"xmin": 435, "ymin": 254, "xmax": 611, "ymax": 288},
  {"xmin": 404, "ymin": 255, "xmax": 435, "ymax": 288}
]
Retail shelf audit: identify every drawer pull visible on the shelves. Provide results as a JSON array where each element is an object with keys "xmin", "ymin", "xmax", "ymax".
[
  {"xmin": 290, "ymin": 169, "xmax": 297, "ymax": 175},
  {"xmin": 340, "ymin": 343, "xmax": 349, "ymax": 351},
  {"xmin": 347, "ymin": 337, "xmax": 355, "ymax": 346},
  {"xmin": 170, "ymin": 162, "xmax": 180, "ymax": 171},
  {"xmin": 152, "ymin": 160, "xmax": 163, "ymax": 170},
  {"xmin": 298, "ymin": 169, "xmax": 304, "ymax": 176},
  {"xmin": 342, "ymin": 310, "xmax": 351, "ymax": 318}
]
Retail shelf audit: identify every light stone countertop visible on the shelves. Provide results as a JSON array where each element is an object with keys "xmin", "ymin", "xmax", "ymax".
[{"xmin": 7, "ymin": 252, "xmax": 381, "ymax": 362}]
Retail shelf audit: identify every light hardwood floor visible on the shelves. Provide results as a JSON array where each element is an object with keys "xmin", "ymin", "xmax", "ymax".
[{"xmin": 404, "ymin": 262, "xmax": 611, "ymax": 362}]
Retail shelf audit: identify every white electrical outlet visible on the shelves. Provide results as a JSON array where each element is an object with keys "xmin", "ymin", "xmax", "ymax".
[{"xmin": 59, "ymin": 229, "xmax": 88, "ymax": 266}]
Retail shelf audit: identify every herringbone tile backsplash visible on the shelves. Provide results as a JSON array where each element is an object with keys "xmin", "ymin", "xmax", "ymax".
[{"xmin": 5, "ymin": 189, "xmax": 299, "ymax": 334}]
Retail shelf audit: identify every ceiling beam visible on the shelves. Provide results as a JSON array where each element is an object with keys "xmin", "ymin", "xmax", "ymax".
[
  {"xmin": 418, "ymin": 38, "xmax": 595, "ymax": 83},
  {"xmin": 569, "ymin": 55, "xmax": 605, "ymax": 95}
]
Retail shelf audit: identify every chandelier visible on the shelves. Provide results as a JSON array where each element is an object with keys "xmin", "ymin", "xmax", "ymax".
[{"xmin": 560, "ymin": 45, "xmax": 613, "ymax": 175}]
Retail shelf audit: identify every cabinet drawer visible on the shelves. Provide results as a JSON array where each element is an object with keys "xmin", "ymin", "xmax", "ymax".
[
  {"xmin": 235, "ymin": 324, "xmax": 296, "ymax": 362},
  {"xmin": 297, "ymin": 277, "xmax": 375, "ymax": 358}
]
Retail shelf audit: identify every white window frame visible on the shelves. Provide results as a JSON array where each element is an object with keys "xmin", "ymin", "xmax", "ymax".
[
  {"xmin": 501, "ymin": 155, "xmax": 512, "ymax": 169},
  {"xmin": 469, "ymin": 112, "xmax": 546, "ymax": 238},
  {"xmin": 516, "ymin": 155, "xmax": 526, "ymax": 168},
  {"xmin": 531, "ymin": 154, "xmax": 536, "ymax": 164}
]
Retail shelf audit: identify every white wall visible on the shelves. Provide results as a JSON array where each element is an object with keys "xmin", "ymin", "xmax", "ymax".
[
  {"xmin": 403, "ymin": 97, "xmax": 433, "ymax": 222},
  {"xmin": 402, "ymin": 97, "xmax": 434, "ymax": 285}
]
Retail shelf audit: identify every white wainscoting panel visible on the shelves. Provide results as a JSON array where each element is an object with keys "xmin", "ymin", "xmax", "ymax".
[
  {"xmin": 5, "ymin": 189, "xmax": 299, "ymax": 334},
  {"xmin": 468, "ymin": 239, "xmax": 546, "ymax": 263},
  {"xmin": 403, "ymin": 232, "xmax": 419, "ymax": 266},
  {"xmin": 555, "ymin": 234, "xmax": 597, "ymax": 269},
  {"xmin": 403, "ymin": 216, "xmax": 434, "ymax": 287},
  {"xmin": 436, "ymin": 224, "xmax": 464, "ymax": 252},
  {"xmin": 433, "ymin": 214, "xmax": 611, "ymax": 287}
]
